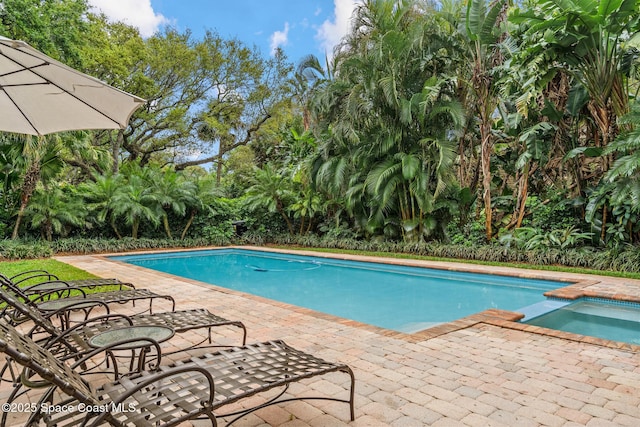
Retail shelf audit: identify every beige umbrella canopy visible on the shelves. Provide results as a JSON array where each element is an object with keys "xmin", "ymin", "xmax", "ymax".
[{"xmin": 0, "ymin": 36, "xmax": 145, "ymax": 136}]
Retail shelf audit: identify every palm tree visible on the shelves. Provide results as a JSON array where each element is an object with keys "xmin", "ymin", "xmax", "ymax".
[
  {"xmin": 309, "ymin": 0, "xmax": 463, "ymax": 240},
  {"xmin": 465, "ymin": 0, "xmax": 508, "ymax": 240},
  {"xmin": 244, "ymin": 164, "xmax": 295, "ymax": 234},
  {"xmin": 290, "ymin": 188, "xmax": 322, "ymax": 234},
  {"xmin": 507, "ymin": 0, "xmax": 640, "ymax": 242},
  {"xmin": 180, "ymin": 174, "xmax": 221, "ymax": 240},
  {"xmin": 148, "ymin": 166, "xmax": 198, "ymax": 239},
  {"xmin": 79, "ymin": 173, "xmax": 126, "ymax": 238},
  {"xmin": 584, "ymin": 101, "xmax": 640, "ymax": 243},
  {"xmin": 24, "ymin": 185, "xmax": 86, "ymax": 241},
  {"xmin": 0, "ymin": 134, "xmax": 65, "ymax": 239},
  {"xmin": 292, "ymin": 54, "xmax": 332, "ymax": 131},
  {"xmin": 111, "ymin": 174, "xmax": 163, "ymax": 239}
]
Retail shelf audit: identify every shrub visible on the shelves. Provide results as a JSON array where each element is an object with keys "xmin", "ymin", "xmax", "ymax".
[
  {"xmin": 524, "ymin": 193, "xmax": 581, "ymax": 231},
  {"xmin": 0, "ymin": 240, "xmax": 53, "ymax": 259},
  {"xmin": 202, "ymin": 221, "xmax": 235, "ymax": 243},
  {"xmin": 5, "ymin": 232, "xmax": 640, "ymax": 275},
  {"xmin": 447, "ymin": 218, "xmax": 486, "ymax": 246},
  {"xmin": 47, "ymin": 237, "xmax": 227, "ymax": 255},
  {"xmin": 257, "ymin": 233, "xmax": 640, "ymax": 273}
]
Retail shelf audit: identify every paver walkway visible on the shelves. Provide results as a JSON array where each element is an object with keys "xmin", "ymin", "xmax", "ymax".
[{"xmin": 2, "ymin": 248, "xmax": 640, "ymax": 426}]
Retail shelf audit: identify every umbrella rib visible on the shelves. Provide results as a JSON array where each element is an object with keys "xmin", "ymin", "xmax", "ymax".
[
  {"xmin": 1, "ymin": 82, "xmax": 49, "ymax": 88},
  {"xmin": 0, "ymin": 85, "xmax": 40, "ymax": 135},
  {"xmin": 0, "ymin": 47, "xmax": 128, "ymax": 130},
  {"xmin": 0, "ymin": 62, "xmax": 49, "ymax": 79},
  {"xmin": 0, "ymin": 51, "xmax": 52, "ymax": 135}
]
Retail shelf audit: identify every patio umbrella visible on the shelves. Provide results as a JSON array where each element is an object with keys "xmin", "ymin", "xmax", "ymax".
[{"xmin": 0, "ymin": 36, "xmax": 145, "ymax": 136}]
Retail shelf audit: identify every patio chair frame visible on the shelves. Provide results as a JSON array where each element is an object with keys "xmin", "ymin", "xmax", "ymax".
[
  {"xmin": 0, "ymin": 287, "xmax": 246, "ymax": 382},
  {"xmin": 0, "ymin": 275, "xmax": 176, "ymax": 320},
  {"xmin": 2, "ymin": 270, "xmax": 134, "ymax": 296},
  {"xmin": 0, "ymin": 320, "xmax": 355, "ymax": 427}
]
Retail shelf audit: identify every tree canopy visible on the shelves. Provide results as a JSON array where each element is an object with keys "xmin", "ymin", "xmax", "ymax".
[{"xmin": 3, "ymin": 0, "xmax": 640, "ymax": 254}]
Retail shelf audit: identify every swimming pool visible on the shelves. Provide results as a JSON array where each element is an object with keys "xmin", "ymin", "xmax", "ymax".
[
  {"xmin": 112, "ymin": 249, "xmax": 566, "ymax": 333},
  {"xmin": 524, "ymin": 299, "xmax": 640, "ymax": 345}
]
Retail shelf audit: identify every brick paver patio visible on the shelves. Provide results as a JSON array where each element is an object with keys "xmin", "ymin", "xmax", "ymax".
[{"xmin": 2, "ymin": 247, "xmax": 640, "ymax": 426}]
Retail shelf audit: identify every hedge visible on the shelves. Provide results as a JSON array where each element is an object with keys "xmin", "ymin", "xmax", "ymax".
[{"xmin": 2, "ymin": 234, "xmax": 640, "ymax": 274}]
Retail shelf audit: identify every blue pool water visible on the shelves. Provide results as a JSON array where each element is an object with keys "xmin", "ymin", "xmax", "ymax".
[
  {"xmin": 112, "ymin": 249, "xmax": 565, "ymax": 333},
  {"xmin": 524, "ymin": 299, "xmax": 640, "ymax": 345}
]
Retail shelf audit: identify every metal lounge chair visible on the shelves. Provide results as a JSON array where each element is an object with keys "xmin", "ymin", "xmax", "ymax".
[
  {"xmin": 0, "ymin": 287, "xmax": 247, "ymax": 381},
  {"xmin": 0, "ymin": 319, "xmax": 356, "ymax": 426},
  {"xmin": 1, "ymin": 270, "xmax": 134, "ymax": 295},
  {"xmin": 0, "ymin": 285, "xmax": 248, "ymax": 425},
  {"xmin": 0, "ymin": 275, "xmax": 176, "ymax": 320},
  {"xmin": 0, "ymin": 286, "xmax": 246, "ymax": 347}
]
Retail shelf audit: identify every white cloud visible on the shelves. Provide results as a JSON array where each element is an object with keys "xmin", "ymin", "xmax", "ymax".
[
  {"xmin": 315, "ymin": 0, "xmax": 361, "ymax": 57},
  {"xmin": 87, "ymin": 0, "xmax": 169, "ymax": 38},
  {"xmin": 270, "ymin": 22, "xmax": 290, "ymax": 56}
]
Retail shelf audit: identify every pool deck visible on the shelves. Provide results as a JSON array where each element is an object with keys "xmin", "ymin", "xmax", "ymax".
[{"xmin": 3, "ymin": 246, "xmax": 640, "ymax": 426}]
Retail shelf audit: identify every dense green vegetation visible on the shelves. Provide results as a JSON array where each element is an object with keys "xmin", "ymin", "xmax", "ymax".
[
  {"xmin": 2, "ymin": 0, "xmax": 640, "ymax": 271},
  {"xmin": 3, "ymin": 250, "xmax": 640, "ymax": 284},
  {"xmin": 280, "ymin": 246, "xmax": 640, "ymax": 280}
]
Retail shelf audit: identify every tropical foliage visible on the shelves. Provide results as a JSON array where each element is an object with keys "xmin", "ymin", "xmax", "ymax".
[{"xmin": 3, "ymin": 0, "xmax": 640, "ymax": 271}]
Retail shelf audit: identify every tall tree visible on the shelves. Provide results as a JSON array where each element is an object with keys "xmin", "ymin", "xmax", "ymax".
[
  {"xmin": 0, "ymin": 0, "xmax": 89, "ymax": 67},
  {"xmin": 110, "ymin": 29, "xmax": 293, "ymax": 177},
  {"xmin": 79, "ymin": 14, "xmax": 150, "ymax": 174},
  {"xmin": 310, "ymin": 0, "xmax": 464, "ymax": 240},
  {"xmin": 465, "ymin": 0, "xmax": 508, "ymax": 240},
  {"xmin": 291, "ymin": 54, "xmax": 331, "ymax": 131},
  {"xmin": 0, "ymin": 134, "xmax": 65, "ymax": 239},
  {"xmin": 512, "ymin": 0, "xmax": 640, "ymax": 155}
]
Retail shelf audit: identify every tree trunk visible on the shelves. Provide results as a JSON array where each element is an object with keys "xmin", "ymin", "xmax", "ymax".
[
  {"xmin": 587, "ymin": 101, "xmax": 614, "ymax": 174},
  {"xmin": 458, "ymin": 132, "xmax": 467, "ymax": 186},
  {"xmin": 12, "ymin": 202, "xmax": 27, "ymax": 240},
  {"xmin": 132, "ymin": 218, "xmax": 139, "ymax": 239},
  {"xmin": 601, "ymin": 204, "xmax": 607, "ymax": 243},
  {"xmin": 276, "ymin": 200, "xmax": 294, "ymax": 234},
  {"xmin": 112, "ymin": 130, "xmax": 124, "ymax": 174},
  {"xmin": 181, "ymin": 210, "xmax": 196, "ymax": 240},
  {"xmin": 45, "ymin": 220, "xmax": 53, "ymax": 242},
  {"xmin": 480, "ymin": 120, "xmax": 493, "ymax": 241},
  {"xmin": 12, "ymin": 163, "xmax": 41, "ymax": 240},
  {"xmin": 514, "ymin": 163, "xmax": 530, "ymax": 229},
  {"xmin": 110, "ymin": 219, "xmax": 122, "ymax": 239},
  {"xmin": 303, "ymin": 108, "xmax": 311, "ymax": 131},
  {"xmin": 216, "ymin": 158, "xmax": 223, "ymax": 184},
  {"xmin": 163, "ymin": 214, "xmax": 172, "ymax": 239}
]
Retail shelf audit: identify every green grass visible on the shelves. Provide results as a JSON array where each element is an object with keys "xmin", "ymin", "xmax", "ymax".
[
  {"xmin": 0, "ymin": 259, "xmax": 97, "ymax": 281},
  {"xmin": 0, "ymin": 259, "xmax": 126, "ymax": 295},
  {"xmin": 271, "ymin": 246, "xmax": 640, "ymax": 280}
]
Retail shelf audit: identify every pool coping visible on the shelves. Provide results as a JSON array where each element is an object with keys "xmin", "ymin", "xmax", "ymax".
[{"xmin": 91, "ymin": 245, "xmax": 640, "ymax": 350}]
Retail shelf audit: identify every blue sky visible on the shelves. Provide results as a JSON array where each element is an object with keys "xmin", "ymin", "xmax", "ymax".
[{"xmin": 88, "ymin": 0, "xmax": 362, "ymax": 63}]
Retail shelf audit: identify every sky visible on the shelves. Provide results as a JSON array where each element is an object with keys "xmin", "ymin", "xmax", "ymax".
[{"xmin": 87, "ymin": 0, "xmax": 363, "ymax": 63}]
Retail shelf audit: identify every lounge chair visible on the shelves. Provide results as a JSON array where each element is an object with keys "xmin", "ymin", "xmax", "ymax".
[
  {"xmin": 0, "ymin": 275, "xmax": 176, "ymax": 321},
  {"xmin": 0, "ymin": 286, "xmax": 246, "ymax": 381},
  {"xmin": 1, "ymin": 270, "xmax": 133, "ymax": 295},
  {"xmin": 0, "ymin": 320, "xmax": 355, "ymax": 426}
]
